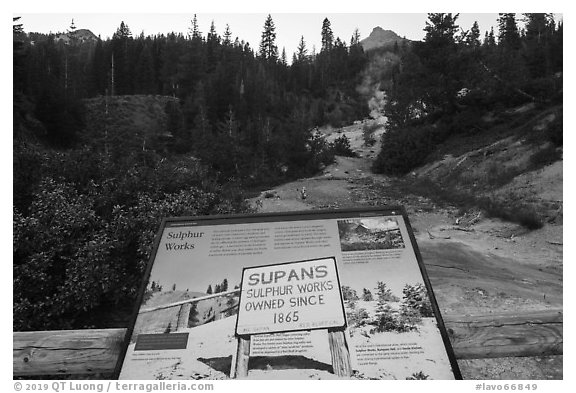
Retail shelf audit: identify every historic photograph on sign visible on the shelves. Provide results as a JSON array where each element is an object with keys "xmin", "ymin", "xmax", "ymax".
[{"xmin": 337, "ymin": 217, "xmax": 405, "ymax": 251}]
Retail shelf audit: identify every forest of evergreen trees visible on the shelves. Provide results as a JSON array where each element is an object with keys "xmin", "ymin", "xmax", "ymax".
[
  {"xmin": 12, "ymin": 15, "xmax": 368, "ymax": 331},
  {"xmin": 373, "ymin": 13, "xmax": 563, "ymax": 174},
  {"xmin": 14, "ymin": 15, "xmax": 368, "ymax": 180},
  {"xmin": 13, "ymin": 13, "xmax": 562, "ymax": 331}
]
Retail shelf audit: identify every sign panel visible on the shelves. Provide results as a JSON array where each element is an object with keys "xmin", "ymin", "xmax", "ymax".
[
  {"xmin": 236, "ymin": 257, "xmax": 346, "ymax": 335},
  {"xmin": 116, "ymin": 207, "xmax": 462, "ymax": 380}
]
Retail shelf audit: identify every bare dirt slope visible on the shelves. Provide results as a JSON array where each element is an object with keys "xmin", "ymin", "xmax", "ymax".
[{"xmin": 249, "ymin": 118, "xmax": 563, "ymax": 380}]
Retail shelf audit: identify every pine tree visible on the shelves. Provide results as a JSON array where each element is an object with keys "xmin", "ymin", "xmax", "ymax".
[
  {"xmin": 376, "ymin": 281, "xmax": 399, "ymax": 302},
  {"xmin": 320, "ymin": 18, "xmax": 334, "ymax": 52},
  {"xmin": 189, "ymin": 14, "xmax": 202, "ymax": 40},
  {"xmin": 418, "ymin": 13, "xmax": 462, "ymax": 113},
  {"xmin": 207, "ymin": 285, "xmax": 213, "ymax": 294},
  {"xmin": 498, "ymin": 13, "xmax": 521, "ymax": 50},
  {"xmin": 296, "ymin": 36, "xmax": 308, "ymax": 62},
  {"xmin": 68, "ymin": 18, "xmax": 76, "ymax": 34},
  {"xmin": 362, "ymin": 288, "xmax": 373, "ymax": 301},
  {"xmin": 113, "ymin": 21, "xmax": 132, "ymax": 40},
  {"xmin": 223, "ymin": 24, "xmax": 232, "ymax": 46},
  {"xmin": 134, "ymin": 43, "xmax": 156, "ymax": 94},
  {"xmin": 258, "ymin": 14, "xmax": 278, "ymax": 62},
  {"xmin": 466, "ymin": 21, "xmax": 481, "ymax": 47},
  {"xmin": 483, "ymin": 27, "xmax": 496, "ymax": 47},
  {"xmin": 350, "ymin": 28, "xmax": 361, "ymax": 47},
  {"xmin": 111, "ymin": 21, "xmax": 133, "ymax": 95},
  {"xmin": 523, "ymin": 13, "xmax": 554, "ymax": 77}
]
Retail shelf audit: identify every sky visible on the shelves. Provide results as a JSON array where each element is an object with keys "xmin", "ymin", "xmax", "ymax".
[{"xmin": 17, "ymin": 13, "xmax": 510, "ymax": 59}]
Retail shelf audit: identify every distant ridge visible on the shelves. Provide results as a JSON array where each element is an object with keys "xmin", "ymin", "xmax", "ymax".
[{"xmin": 360, "ymin": 27, "xmax": 409, "ymax": 51}]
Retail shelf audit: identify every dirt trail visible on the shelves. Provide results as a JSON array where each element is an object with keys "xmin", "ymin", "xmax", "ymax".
[{"xmin": 249, "ymin": 121, "xmax": 563, "ymax": 379}]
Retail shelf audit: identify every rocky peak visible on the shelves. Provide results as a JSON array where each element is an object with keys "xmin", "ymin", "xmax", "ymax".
[{"xmin": 361, "ymin": 26, "xmax": 406, "ymax": 51}]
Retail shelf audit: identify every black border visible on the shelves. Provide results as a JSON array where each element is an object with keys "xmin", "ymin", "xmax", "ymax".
[
  {"xmin": 401, "ymin": 207, "xmax": 463, "ymax": 380},
  {"xmin": 234, "ymin": 256, "xmax": 347, "ymax": 336},
  {"xmin": 114, "ymin": 206, "xmax": 462, "ymax": 380}
]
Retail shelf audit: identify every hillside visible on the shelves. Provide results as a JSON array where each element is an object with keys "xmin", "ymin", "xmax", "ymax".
[
  {"xmin": 82, "ymin": 95, "xmax": 180, "ymax": 150},
  {"xmin": 249, "ymin": 103, "xmax": 563, "ymax": 379}
]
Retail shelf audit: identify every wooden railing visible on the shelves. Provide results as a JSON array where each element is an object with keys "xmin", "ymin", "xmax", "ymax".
[
  {"xmin": 138, "ymin": 289, "xmax": 240, "ymax": 332},
  {"xmin": 13, "ymin": 308, "xmax": 562, "ymax": 377}
]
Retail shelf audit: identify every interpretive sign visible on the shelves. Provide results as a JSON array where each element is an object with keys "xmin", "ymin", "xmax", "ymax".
[
  {"xmin": 236, "ymin": 257, "xmax": 346, "ymax": 335},
  {"xmin": 116, "ymin": 207, "xmax": 462, "ymax": 380}
]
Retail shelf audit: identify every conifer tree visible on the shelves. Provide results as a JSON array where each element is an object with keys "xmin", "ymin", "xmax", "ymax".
[
  {"xmin": 296, "ymin": 36, "xmax": 308, "ymax": 62},
  {"xmin": 259, "ymin": 14, "xmax": 278, "ymax": 62},
  {"xmin": 498, "ymin": 13, "xmax": 521, "ymax": 50},
  {"xmin": 189, "ymin": 14, "xmax": 202, "ymax": 40},
  {"xmin": 350, "ymin": 28, "xmax": 361, "ymax": 47},
  {"xmin": 134, "ymin": 43, "xmax": 156, "ymax": 94},
  {"xmin": 320, "ymin": 18, "xmax": 334, "ymax": 52},
  {"xmin": 466, "ymin": 21, "xmax": 481, "ymax": 47},
  {"xmin": 223, "ymin": 24, "xmax": 232, "ymax": 46}
]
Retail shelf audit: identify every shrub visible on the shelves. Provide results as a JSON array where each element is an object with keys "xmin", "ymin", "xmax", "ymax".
[
  {"xmin": 371, "ymin": 303, "xmax": 415, "ymax": 333},
  {"xmin": 529, "ymin": 144, "xmax": 562, "ymax": 169},
  {"xmin": 401, "ymin": 283, "xmax": 434, "ymax": 318},
  {"xmin": 362, "ymin": 288, "xmax": 374, "ymax": 301},
  {"xmin": 13, "ymin": 176, "xmax": 246, "ymax": 331},
  {"xmin": 407, "ymin": 371, "xmax": 430, "ymax": 380},
  {"xmin": 373, "ymin": 125, "xmax": 435, "ymax": 175},
  {"xmin": 341, "ymin": 286, "xmax": 359, "ymax": 301},
  {"xmin": 331, "ymin": 134, "xmax": 357, "ymax": 157},
  {"xmin": 346, "ymin": 307, "xmax": 370, "ymax": 327},
  {"xmin": 376, "ymin": 282, "xmax": 399, "ymax": 302},
  {"xmin": 485, "ymin": 163, "xmax": 521, "ymax": 187}
]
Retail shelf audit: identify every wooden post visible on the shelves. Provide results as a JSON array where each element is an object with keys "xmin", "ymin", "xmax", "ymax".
[
  {"xmin": 176, "ymin": 303, "xmax": 191, "ymax": 332},
  {"xmin": 328, "ymin": 327, "xmax": 353, "ymax": 377},
  {"xmin": 233, "ymin": 335, "xmax": 251, "ymax": 379}
]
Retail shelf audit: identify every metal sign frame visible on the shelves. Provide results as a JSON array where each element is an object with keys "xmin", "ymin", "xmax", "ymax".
[{"xmin": 114, "ymin": 206, "xmax": 463, "ymax": 380}]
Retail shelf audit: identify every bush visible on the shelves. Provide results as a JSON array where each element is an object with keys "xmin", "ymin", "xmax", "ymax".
[
  {"xmin": 407, "ymin": 371, "xmax": 430, "ymax": 380},
  {"xmin": 376, "ymin": 282, "xmax": 400, "ymax": 302},
  {"xmin": 401, "ymin": 283, "xmax": 434, "ymax": 318},
  {"xmin": 331, "ymin": 134, "xmax": 357, "ymax": 157},
  {"xmin": 341, "ymin": 286, "xmax": 359, "ymax": 301},
  {"xmin": 13, "ymin": 173, "xmax": 247, "ymax": 331},
  {"xmin": 346, "ymin": 307, "xmax": 370, "ymax": 327},
  {"xmin": 371, "ymin": 303, "xmax": 415, "ymax": 333},
  {"xmin": 373, "ymin": 125, "xmax": 435, "ymax": 175},
  {"xmin": 362, "ymin": 288, "xmax": 374, "ymax": 301},
  {"xmin": 529, "ymin": 144, "xmax": 562, "ymax": 169}
]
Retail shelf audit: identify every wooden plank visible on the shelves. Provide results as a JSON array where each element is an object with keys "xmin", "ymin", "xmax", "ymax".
[
  {"xmin": 175, "ymin": 303, "xmax": 192, "ymax": 331},
  {"xmin": 233, "ymin": 335, "xmax": 251, "ymax": 379},
  {"xmin": 444, "ymin": 309, "xmax": 563, "ymax": 359},
  {"xmin": 13, "ymin": 328, "xmax": 125, "ymax": 377},
  {"xmin": 13, "ymin": 309, "xmax": 563, "ymax": 377},
  {"xmin": 327, "ymin": 328, "xmax": 353, "ymax": 377},
  {"xmin": 140, "ymin": 289, "xmax": 240, "ymax": 314}
]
